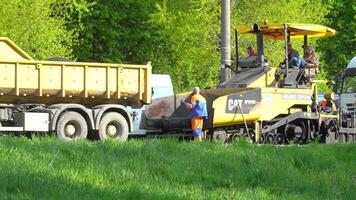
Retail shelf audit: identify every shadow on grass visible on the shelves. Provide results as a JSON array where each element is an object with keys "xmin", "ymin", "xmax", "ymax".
[{"xmin": 0, "ymin": 169, "xmax": 184, "ymax": 200}]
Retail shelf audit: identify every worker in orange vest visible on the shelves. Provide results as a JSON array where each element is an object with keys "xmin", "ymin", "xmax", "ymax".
[
  {"xmin": 181, "ymin": 87, "xmax": 208, "ymax": 141},
  {"xmin": 319, "ymin": 93, "xmax": 336, "ymax": 112}
]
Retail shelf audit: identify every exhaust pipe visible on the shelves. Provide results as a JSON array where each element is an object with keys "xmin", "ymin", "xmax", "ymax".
[
  {"xmin": 220, "ymin": 0, "xmax": 231, "ymax": 83},
  {"xmin": 253, "ymin": 24, "xmax": 264, "ymax": 68}
]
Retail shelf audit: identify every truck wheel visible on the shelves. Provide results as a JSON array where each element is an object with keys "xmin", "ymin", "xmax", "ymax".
[
  {"xmin": 98, "ymin": 112, "xmax": 129, "ymax": 141},
  {"xmin": 285, "ymin": 121, "xmax": 307, "ymax": 144},
  {"xmin": 56, "ymin": 111, "xmax": 88, "ymax": 141},
  {"xmin": 212, "ymin": 129, "xmax": 227, "ymax": 143}
]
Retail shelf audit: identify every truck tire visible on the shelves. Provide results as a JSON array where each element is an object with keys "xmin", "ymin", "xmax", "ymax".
[
  {"xmin": 98, "ymin": 112, "xmax": 129, "ymax": 141},
  {"xmin": 212, "ymin": 129, "xmax": 227, "ymax": 143},
  {"xmin": 56, "ymin": 111, "xmax": 88, "ymax": 141}
]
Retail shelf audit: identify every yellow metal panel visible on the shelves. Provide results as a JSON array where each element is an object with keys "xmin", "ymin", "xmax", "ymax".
[
  {"xmin": 212, "ymin": 94, "xmax": 261, "ymax": 127},
  {"xmin": 84, "ymin": 66, "xmax": 88, "ymax": 98},
  {"xmin": 18, "ymin": 64, "xmax": 38, "ymax": 90},
  {"xmin": 40, "ymin": 65, "xmax": 62, "ymax": 94},
  {"xmin": 87, "ymin": 67, "xmax": 106, "ymax": 96},
  {"xmin": 61, "ymin": 65, "xmax": 65, "ymax": 97},
  {"xmin": 15, "ymin": 63, "xmax": 19, "ymax": 95},
  {"xmin": 0, "ymin": 64, "xmax": 15, "ymax": 89},
  {"xmin": 139, "ymin": 68, "xmax": 143, "ymax": 100},
  {"xmin": 258, "ymin": 87, "xmax": 313, "ymax": 121},
  {"xmin": 320, "ymin": 114, "xmax": 338, "ymax": 119},
  {"xmin": 64, "ymin": 66, "xmax": 84, "ymax": 96},
  {"xmin": 117, "ymin": 68, "xmax": 121, "ymax": 99},
  {"xmin": 213, "ymin": 114, "xmax": 261, "ymax": 127},
  {"xmin": 106, "ymin": 66, "xmax": 110, "ymax": 98},
  {"xmin": 248, "ymin": 67, "xmax": 276, "ymax": 88},
  {"xmin": 37, "ymin": 64, "xmax": 42, "ymax": 96},
  {"xmin": 121, "ymin": 68, "xmax": 139, "ymax": 96},
  {"xmin": 255, "ymin": 121, "xmax": 261, "ymax": 142},
  {"xmin": 109, "ymin": 67, "xmax": 118, "ymax": 96},
  {"xmin": 0, "ymin": 37, "xmax": 33, "ymax": 60},
  {"xmin": 289, "ymin": 108, "xmax": 302, "ymax": 113},
  {"xmin": 144, "ymin": 64, "xmax": 152, "ymax": 104},
  {"xmin": 210, "ymin": 86, "xmax": 315, "ymax": 127}
]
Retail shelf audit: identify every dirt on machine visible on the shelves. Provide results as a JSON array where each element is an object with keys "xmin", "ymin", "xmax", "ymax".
[{"xmin": 141, "ymin": 23, "xmax": 355, "ymax": 144}]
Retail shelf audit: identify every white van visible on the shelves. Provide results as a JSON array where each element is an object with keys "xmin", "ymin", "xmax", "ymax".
[{"xmin": 128, "ymin": 74, "xmax": 174, "ymax": 135}]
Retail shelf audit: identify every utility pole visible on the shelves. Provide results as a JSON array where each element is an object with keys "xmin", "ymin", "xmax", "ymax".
[{"xmin": 220, "ymin": 0, "xmax": 231, "ymax": 83}]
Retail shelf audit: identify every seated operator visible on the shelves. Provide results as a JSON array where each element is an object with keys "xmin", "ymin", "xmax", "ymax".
[
  {"xmin": 247, "ymin": 46, "xmax": 258, "ymax": 57},
  {"xmin": 286, "ymin": 43, "xmax": 306, "ymax": 68},
  {"xmin": 319, "ymin": 93, "xmax": 337, "ymax": 113},
  {"xmin": 238, "ymin": 46, "xmax": 259, "ymax": 68},
  {"xmin": 275, "ymin": 43, "xmax": 306, "ymax": 84},
  {"xmin": 303, "ymin": 45, "xmax": 320, "ymax": 72}
]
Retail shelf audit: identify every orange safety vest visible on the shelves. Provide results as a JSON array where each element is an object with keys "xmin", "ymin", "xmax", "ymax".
[
  {"xmin": 320, "ymin": 99, "xmax": 327, "ymax": 108},
  {"xmin": 320, "ymin": 99, "xmax": 335, "ymax": 110}
]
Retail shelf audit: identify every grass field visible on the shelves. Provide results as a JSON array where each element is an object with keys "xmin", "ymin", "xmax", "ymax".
[{"xmin": 0, "ymin": 136, "xmax": 355, "ymax": 200}]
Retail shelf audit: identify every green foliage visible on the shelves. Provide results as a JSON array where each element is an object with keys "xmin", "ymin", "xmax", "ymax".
[
  {"xmin": 149, "ymin": 0, "xmax": 221, "ymax": 91},
  {"xmin": 51, "ymin": 0, "xmax": 95, "ymax": 47},
  {"xmin": 0, "ymin": 0, "xmax": 75, "ymax": 59},
  {"xmin": 61, "ymin": 0, "xmax": 157, "ymax": 64},
  {"xmin": 0, "ymin": 136, "xmax": 355, "ymax": 199},
  {"xmin": 317, "ymin": 0, "xmax": 356, "ymax": 79}
]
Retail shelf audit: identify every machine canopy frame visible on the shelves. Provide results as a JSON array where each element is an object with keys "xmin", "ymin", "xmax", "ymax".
[{"xmin": 236, "ymin": 23, "xmax": 336, "ymax": 40}]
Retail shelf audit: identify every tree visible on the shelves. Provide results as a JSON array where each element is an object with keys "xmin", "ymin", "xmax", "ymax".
[
  {"xmin": 317, "ymin": 0, "xmax": 356, "ymax": 78},
  {"xmin": 61, "ymin": 0, "xmax": 157, "ymax": 64},
  {"xmin": 149, "ymin": 0, "xmax": 221, "ymax": 91},
  {"xmin": 0, "ymin": 0, "xmax": 75, "ymax": 59}
]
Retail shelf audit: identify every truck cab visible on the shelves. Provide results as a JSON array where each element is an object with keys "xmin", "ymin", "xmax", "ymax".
[
  {"xmin": 337, "ymin": 56, "xmax": 356, "ymax": 139},
  {"xmin": 128, "ymin": 74, "xmax": 173, "ymax": 135}
]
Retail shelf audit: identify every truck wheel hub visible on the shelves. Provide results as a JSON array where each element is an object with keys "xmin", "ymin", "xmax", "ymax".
[
  {"xmin": 107, "ymin": 125, "xmax": 117, "ymax": 136},
  {"xmin": 65, "ymin": 124, "xmax": 76, "ymax": 136}
]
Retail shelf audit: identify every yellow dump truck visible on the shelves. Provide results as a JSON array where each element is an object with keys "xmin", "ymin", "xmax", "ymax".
[{"xmin": 0, "ymin": 37, "xmax": 151, "ymax": 141}]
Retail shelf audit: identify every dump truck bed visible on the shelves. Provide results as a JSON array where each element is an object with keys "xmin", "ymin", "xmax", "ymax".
[{"xmin": 0, "ymin": 37, "xmax": 151, "ymax": 108}]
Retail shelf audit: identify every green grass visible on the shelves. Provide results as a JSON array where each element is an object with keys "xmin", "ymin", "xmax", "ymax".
[{"xmin": 0, "ymin": 136, "xmax": 355, "ymax": 200}]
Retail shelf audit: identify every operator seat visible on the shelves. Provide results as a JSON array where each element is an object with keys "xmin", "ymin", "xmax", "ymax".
[{"xmin": 283, "ymin": 68, "xmax": 303, "ymax": 87}]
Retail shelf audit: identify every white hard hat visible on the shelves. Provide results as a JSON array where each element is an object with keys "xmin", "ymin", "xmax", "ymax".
[{"xmin": 193, "ymin": 86, "xmax": 200, "ymax": 93}]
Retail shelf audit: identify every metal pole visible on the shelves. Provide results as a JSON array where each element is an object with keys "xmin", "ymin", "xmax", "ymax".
[
  {"xmin": 303, "ymin": 35, "xmax": 308, "ymax": 55},
  {"xmin": 303, "ymin": 35, "xmax": 308, "ymax": 47},
  {"xmin": 220, "ymin": 0, "xmax": 231, "ymax": 83},
  {"xmin": 235, "ymin": 29, "xmax": 239, "ymax": 72},
  {"xmin": 284, "ymin": 24, "xmax": 289, "ymax": 78},
  {"xmin": 255, "ymin": 24, "xmax": 264, "ymax": 68}
]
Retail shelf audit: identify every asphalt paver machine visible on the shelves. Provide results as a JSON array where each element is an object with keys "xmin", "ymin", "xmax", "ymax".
[{"xmin": 142, "ymin": 23, "xmax": 354, "ymax": 144}]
